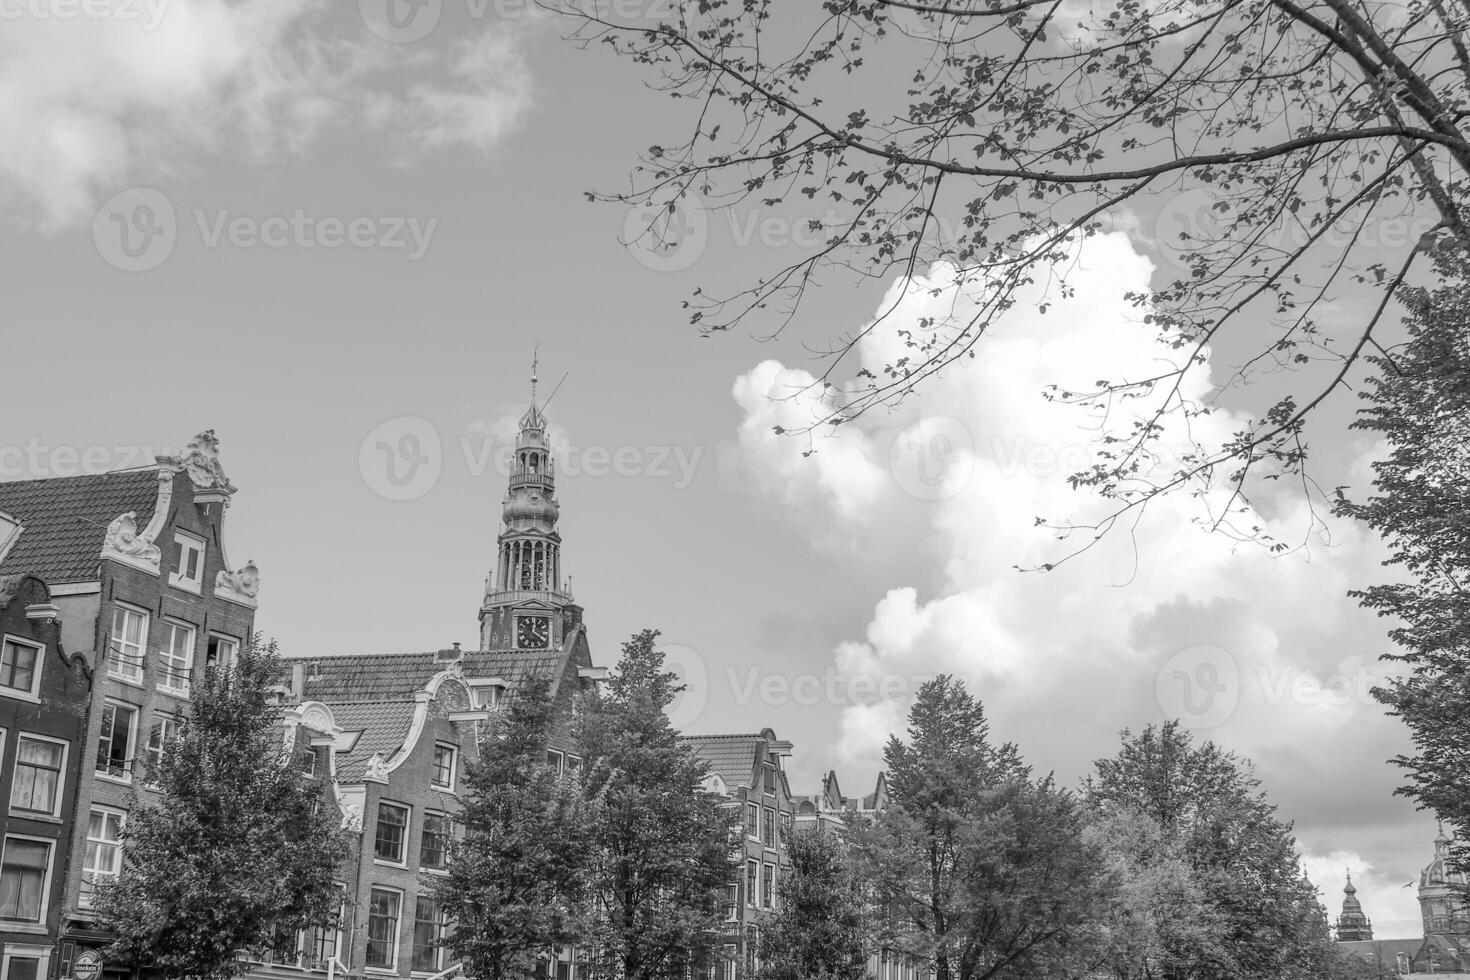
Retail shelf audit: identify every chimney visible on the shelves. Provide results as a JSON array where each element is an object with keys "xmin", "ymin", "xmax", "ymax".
[{"xmin": 291, "ymin": 662, "xmax": 305, "ymax": 698}]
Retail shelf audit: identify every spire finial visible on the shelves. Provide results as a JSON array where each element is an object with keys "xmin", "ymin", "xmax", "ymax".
[{"xmin": 531, "ymin": 344, "xmax": 540, "ymax": 407}]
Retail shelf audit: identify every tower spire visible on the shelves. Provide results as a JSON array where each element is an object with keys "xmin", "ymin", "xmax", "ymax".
[{"xmin": 531, "ymin": 344, "xmax": 540, "ymax": 408}]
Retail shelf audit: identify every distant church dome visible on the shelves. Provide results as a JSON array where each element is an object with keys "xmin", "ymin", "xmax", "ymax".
[
  {"xmin": 1336, "ymin": 872, "xmax": 1374, "ymax": 941},
  {"xmin": 1423, "ymin": 829, "xmax": 1470, "ymax": 889}
]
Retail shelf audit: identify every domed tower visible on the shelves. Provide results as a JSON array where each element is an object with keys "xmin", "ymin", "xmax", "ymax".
[
  {"xmin": 1420, "ymin": 826, "xmax": 1470, "ymax": 937},
  {"xmin": 478, "ymin": 361, "xmax": 582, "ymax": 652},
  {"xmin": 1336, "ymin": 873, "xmax": 1374, "ymax": 941}
]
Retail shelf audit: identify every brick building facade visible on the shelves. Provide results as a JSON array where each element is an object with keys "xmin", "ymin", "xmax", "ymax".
[{"xmin": 0, "ymin": 432, "xmax": 258, "ymax": 980}]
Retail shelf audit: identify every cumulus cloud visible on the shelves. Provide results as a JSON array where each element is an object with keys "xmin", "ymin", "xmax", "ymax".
[
  {"xmin": 0, "ymin": 0, "xmax": 533, "ymax": 226},
  {"xmin": 728, "ymin": 231, "xmax": 1424, "ymax": 928}
]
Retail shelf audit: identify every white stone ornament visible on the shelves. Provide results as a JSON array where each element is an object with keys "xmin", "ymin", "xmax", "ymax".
[
  {"xmin": 364, "ymin": 752, "xmax": 390, "ymax": 782},
  {"xmin": 214, "ymin": 560, "xmax": 260, "ymax": 606},
  {"xmin": 102, "ymin": 512, "xmax": 161, "ymax": 569},
  {"xmin": 182, "ymin": 429, "xmax": 232, "ymax": 490}
]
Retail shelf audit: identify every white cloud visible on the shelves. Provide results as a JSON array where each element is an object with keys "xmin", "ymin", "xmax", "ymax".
[
  {"xmin": 729, "ymin": 230, "xmax": 1423, "ymax": 927},
  {"xmin": 0, "ymin": 0, "xmax": 533, "ymax": 226}
]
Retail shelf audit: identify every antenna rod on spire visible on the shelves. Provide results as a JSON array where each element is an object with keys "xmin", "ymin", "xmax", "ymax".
[
  {"xmin": 531, "ymin": 344, "xmax": 540, "ymax": 406},
  {"xmin": 542, "ymin": 371, "xmax": 570, "ymax": 414}
]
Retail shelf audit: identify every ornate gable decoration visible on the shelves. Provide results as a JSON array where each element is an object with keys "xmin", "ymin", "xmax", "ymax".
[
  {"xmin": 102, "ymin": 512, "xmax": 160, "ymax": 570},
  {"xmin": 215, "ymin": 560, "xmax": 260, "ymax": 608},
  {"xmin": 182, "ymin": 430, "xmax": 233, "ymax": 492}
]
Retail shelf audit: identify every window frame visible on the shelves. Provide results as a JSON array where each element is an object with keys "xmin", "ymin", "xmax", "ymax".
[
  {"xmin": 365, "ymin": 886, "xmax": 404, "ymax": 972},
  {"xmin": 420, "ymin": 811, "xmax": 450, "ymax": 873},
  {"xmin": 167, "ymin": 530, "xmax": 206, "ymax": 594},
  {"xmin": 95, "ymin": 701, "xmax": 138, "ymax": 783},
  {"xmin": 157, "ymin": 620, "xmax": 196, "ymax": 697},
  {"xmin": 0, "ymin": 636, "xmax": 42, "ymax": 703},
  {"xmin": 143, "ymin": 714, "xmax": 180, "ymax": 788},
  {"xmin": 0, "ymin": 945, "xmax": 51, "ymax": 980},
  {"xmin": 761, "ymin": 807, "xmax": 776, "ymax": 849},
  {"xmin": 9, "ymin": 733, "xmax": 67, "ymax": 819},
  {"xmin": 430, "ymin": 743, "xmax": 456, "ymax": 792},
  {"xmin": 374, "ymin": 801, "xmax": 410, "ymax": 866},
  {"xmin": 745, "ymin": 858, "xmax": 759, "ymax": 908},
  {"xmin": 410, "ymin": 895, "xmax": 448, "ymax": 974},
  {"xmin": 0, "ymin": 834, "xmax": 53, "ymax": 924},
  {"xmin": 745, "ymin": 802, "xmax": 759, "ymax": 840},
  {"xmin": 107, "ymin": 603, "xmax": 148, "ymax": 685},
  {"xmin": 205, "ymin": 634, "xmax": 239, "ymax": 673},
  {"xmin": 79, "ymin": 806, "xmax": 126, "ymax": 909},
  {"xmin": 761, "ymin": 862, "xmax": 775, "ymax": 910}
]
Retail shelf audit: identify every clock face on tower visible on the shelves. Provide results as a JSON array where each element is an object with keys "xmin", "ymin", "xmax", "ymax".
[{"xmin": 517, "ymin": 615, "xmax": 551, "ymax": 649}]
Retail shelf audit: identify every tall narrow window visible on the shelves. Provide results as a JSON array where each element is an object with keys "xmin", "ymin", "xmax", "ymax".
[
  {"xmin": 80, "ymin": 808, "xmax": 124, "ymax": 907},
  {"xmin": 411, "ymin": 897, "xmax": 447, "ymax": 972},
  {"xmin": 144, "ymin": 716, "xmax": 179, "ymax": 784},
  {"xmin": 0, "ymin": 640, "xmax": 39, "ymax": 698},
  {"xmin": 761, "ymin": 807, "xmax": 775, "ymax": 848},
  {"xmin": 158, "ymin": 621, "xmax": 194, "ymax": 696},
  {"xmin": 0, "ymin": 838, "xmax": 50, "ymax": 922},
  {"xmin": 431, "ymin": 744, "xmax": 455, "ymax": 790},
  {"xmin": 108, "ymin": 606, "xmax": 147, "ymax": 682},
  {"xmin": 761, "ymin": 863, "xmax": 775, "ymax": 909},
  {"xmin": 365, "ymin": 889, "xmax": 401, "ymax": 969},
  {"xmin": 10, "ymin": 737, "xmax": 64, "ymax": 816},
  {"xmin": 168, "ymin": 532, "xmax": 205, "ymax": 593},
  {"xmin": 95, "ymin": 703, "xmax": 136, "ymax": 780},
  {"xmin": 745, "ymin": 802, "xmax": 759, "ymax": 839},
  {"xmin": 375, "ymin": 803, "xmax": 409, "ymax": 864},
  {"xmin": 745, "ymin": 859, "xmax": 759, "ymax": 908},
  {"xmin": 421, "ymin": 813, "xmax": 449, "ymax": 871}
]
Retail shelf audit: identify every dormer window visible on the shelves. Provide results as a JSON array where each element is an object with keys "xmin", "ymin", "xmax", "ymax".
[
  {"xmin": 468, "ymin": 679, "xmax": 507, "ymax": 709},
  {"xmin": 169, "ymin": 532, "xmax": 205, "ymax": 593}
]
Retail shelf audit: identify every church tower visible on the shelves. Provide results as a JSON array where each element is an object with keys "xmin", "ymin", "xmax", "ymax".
[
  {"xmin": 1335, "ymin": 873, "xmax": 1374, "ymax": 941},
  {"xmin": 1420, "ymin": 827, "xmax": 1470, "ymax": 937},
  {"xmin": 478, "ymin": 363, "xmax": 583, "ymax": 652}
]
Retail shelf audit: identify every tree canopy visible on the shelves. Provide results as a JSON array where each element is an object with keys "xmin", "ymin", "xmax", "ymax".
[
  {"xmin": 93, "ymin": 637, "xmax": 350, "ymax": 980},
  {"xmin": 558, "ymin": 0, "xmax": 1470, "ymax": 546}
]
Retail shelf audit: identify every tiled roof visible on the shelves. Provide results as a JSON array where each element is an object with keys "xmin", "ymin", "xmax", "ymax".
[
  {"xmin": 681, "ymin": 733, "xmax": 763, "ymax": 789},
  {"xmin": 1338, "ymin": 938, "xmax": 1425, "ymax": 962},
  {"xmin": 294, "ymin": 649, "xmax": 567, "ymax": 702},
  {"xmin": 328, "ymin": 700, "xmax": 419, "ymax": 782},
  {"xmin": 0, "ymin": 468, "xmax": 161, "ymax": 583}
]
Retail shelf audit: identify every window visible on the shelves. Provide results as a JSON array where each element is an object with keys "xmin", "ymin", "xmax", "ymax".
[
  {"xmin": 421, "ymin": 812, "xmax": 449, "ymax": 871},
  {"xmin": 723, "ymin": 882, "xmax": 739, "ymax": 920},
  {"xmin": 168, "ymin": 532, "xmax": 205, "ymax": 592},
  {"xmin": 745, "ymin": 802, "xmax": 759, "ymax": 839},
  {"xmin": 546, "ymin": 749, "xmax": 564, "ymax": 773},
  {"xmin": 95, "ymin": 702, "xmax": 136, "ymax": 780},
  {"xmin": 301, "ymin": 889, "xmax": 346, "ymax": 967},
  {"xmin": 721, "ymin": 944, "xmax": 737, "ymax": 980},
  {"xmin": 366, "ymin": 888, "xmax": 402, "ymax": 970},
  {"xmin": 744, "ymin": 927, "xmax": 758, "ymax": 976},
  {"xmin": 472, "ymin": 685, "xmax": 501, "ymax": 709},
  {"xmin": 762, "ymin": 807, "xmax": 776, "ymax": 849},
  {"xmin": 431, "ymin": 744, "xmax": 456, "ymax": 790},
  {"xmin": 745, "ymin": 859, "xmax": 759, "ymax": 908},
  {"xmin": 0, "ymin": 838, "xmax": 50, "ymax": 921},
  {"xmin": 144, "ymin": 716, "xmax": 179, "ymax": 784},
  {"xmin": 779, "ymin": 811, "xmax": 793, "ymax": 847},
  {"xmin": 375, "ymin": 802, "xmax": 409, "ymax": 864},
  {"xmin": 80, "ymin": 808, "xmax": 124, "ymax": 907},
  {"xmin": 761, "ymin": 863, "xmax": 775, "ymax": 909},
  {"xmin": 2, "ymin": 953, "xmax": 43, "ymax": 980},
  {"xmin": 0, "ymin": 639, "xmax": 40, "ymax": 699},
  {"xmin": 10, "ymin": 736, "xmax": 64, "ymax": 816},
  {"xmin": 205, "ymin": 635, "xmax": 238, "ymax": 672},
  {"xmin": 158, "ymin": 621, "xmax": 195, "ymax": 695},
  {"xmin": 108, "ymin": 605, "xmax": 147, "ymax": 682},
  {"xmin": 763, "ymin": 764, "xmax": 777, "ymax": 794},
  {"xmin": 411, "ymin": 897, "xmax": 447, "ymax": 972}
]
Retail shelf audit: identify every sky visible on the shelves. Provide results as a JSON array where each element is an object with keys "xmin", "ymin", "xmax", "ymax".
[{"xmin": 0, "ymin": 0, "xmax": 1449, "ymax": 939}]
